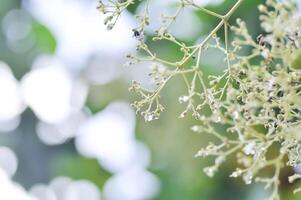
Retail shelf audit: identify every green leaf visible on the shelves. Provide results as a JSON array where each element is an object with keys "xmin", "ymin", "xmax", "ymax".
[{"xmin": 32, "ymin": 22, "xmax": 57, "ymax": 54}]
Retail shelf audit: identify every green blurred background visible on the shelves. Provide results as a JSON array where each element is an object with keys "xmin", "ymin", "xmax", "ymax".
[{"xmin": 0, "ymin": 0, "xmax": 301, "ymax": 199}]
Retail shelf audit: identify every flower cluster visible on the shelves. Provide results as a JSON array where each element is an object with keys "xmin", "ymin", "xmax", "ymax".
[{"xmin": 99, "ymin": 0, "xmax": 301, "ymax": 199}]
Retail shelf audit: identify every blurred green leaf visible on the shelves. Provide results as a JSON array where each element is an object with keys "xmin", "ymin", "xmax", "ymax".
[
  {"xmin": 52, "ymin": 153, "xmax": 111, "ymax": 188},
  {"xmin": 32, "ymin": 22, "xmax": 57, "ymax": 54}
]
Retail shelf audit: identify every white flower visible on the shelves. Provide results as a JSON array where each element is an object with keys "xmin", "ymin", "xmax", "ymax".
[
  {"xmin": 178, "ymin": 95, "xmax": 189, "ymax": 104},
  {"xmin": 230, "ymin": 168, "xmax": 242, "ymax": 178},
  {"xmin": 243, "ymin": 141, "xmax": 257, "ymax": 155},
  {"xmin": 233, "ymin": 111, "xmax": 240, "ymax": 120}
]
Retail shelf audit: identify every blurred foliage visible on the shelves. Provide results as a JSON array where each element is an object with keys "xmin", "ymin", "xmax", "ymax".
[
  {"xmin": 52, "ymin": 154, "xmax": 111, "ymax": 188},
  {"xmin": 1, "ymin": 0, "xmax": 298, "ymax": 200},
  {"xmin": 0, "ymin": 4, "xmax": 56, "ymax": 79},
  {"xmin": 31, "ymin": 22, "xmax": 56, "ymax": 54}
]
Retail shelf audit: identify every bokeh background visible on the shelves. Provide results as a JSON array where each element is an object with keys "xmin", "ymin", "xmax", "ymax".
[{"xmin": 0, "ymin": 0, "xmax": 301, "ymax": 199}]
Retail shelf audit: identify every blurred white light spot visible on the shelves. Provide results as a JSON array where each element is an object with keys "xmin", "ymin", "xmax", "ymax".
[
  {"xmin": 84, "ymin": 53, "xmax": 123, "ymax": 85},
  {"xmin": 0, "ymin": 116, "xmax": 21, "ymax": 133},
  {"xmin": 70, "ymin": 80, "xmax": 88, "ymax": 111},
  {"xmin": 63, "ymin": 181, "xmax": 101, "ymax": 200},
  {"xmin": 201, "ymin": 47, "xmax": 226, "ymax": 70},
  {"xmin": 75, "ymin": 101, "xmax": 140, "ymax": 173},
  {"xmin": 99, "ymin": 141, "xmax": 151, "ymax": 174},
  {"xmin": 0, "ymin": 168, "xmax": 36, "ymax": 200},
  {"xmin": 193, "ymin": 36, "xmax": 226, "ymax": 71},
  {"xmin": 49, "ymin": 177, "xmax": 72, "ymax": 200},
  {"xmin": 2, "ymin": 9, "xmax": 32, "ymax": 41},
  {"xmin": 21, "ymin": 62, "xmax": 72, "ymax": 123},
  {"xmin": 169, "ymin": 9, "xmax": 202, "ymax": 40},
  {"xmin": 1, "ymin": 9, "xmax": 34, "ymax": 53},
  {"xmin": 134, "ymin": 142, "xmax": 151, "ymax": 168},
  {"xmin": 137, "ymin": 1, "xmax": 175, "ymax": 35},
  {"xmin": 0, "ymin": 62, "xmax": 24, "ymax": 121},
  {"xmin": 31, "ymin": 177, "xmax": 101, "ymax": 200},
  {"xmin": 36, "ymin": 122, "xmax": 68, "ymax": 146},
  {"xmin": 194, "ymin": 0, "xmax": 224, "ymax": 6},
  {"xmin": 36, "ymin": 110, "xmax": 88, "ymax": 145},
  {"xmin": 30, "ymin": 184, "xmax": 57, "ymax": 200},
  {"xmin": 137, "ymin": 0, "xmax": 201, "ymax": 40},
  {"xmin": 125, "ymin": 62, "xmax": 155, "ymax": 91},
  {"xmin": 25, "ymin": 0, "xmax": 136, "ymax": 70},
  {"xmin": 21, "ymin": 57, "xmax": 88, "ymax": 124},
  {"xmin": 0, "ymin": 147, "xmax": 18, "ymax": 177},
  {"xmin": 103, "ymin": 166, "xmax": 160, "ymax": 200}
]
